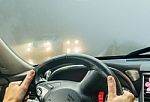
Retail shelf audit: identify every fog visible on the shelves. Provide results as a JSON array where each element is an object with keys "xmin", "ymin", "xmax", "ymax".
[{"xmin": 0, "ymin": 0, "xmax": 150, "ymax": 58}]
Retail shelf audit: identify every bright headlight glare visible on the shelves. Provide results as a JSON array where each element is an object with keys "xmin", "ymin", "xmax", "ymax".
[
  {"xmin": 66, "ymin": 40, "xmax": 71, "ymax": 45},
  {"xmin": 27, "ymin": 48, "xmax": 31, "ymax": 52},
  {"xmin": 75, "ymin": 40, "xmax": 79, "ymax": 44},
  {"xmin": 66, "ymin": 48, "xmax": 71, "ymax": 53},
  {"xmin": 46, "ymin": 47, "xmax": 51, "ymax": 51},
  {"xmin": 28, "ymin": 42, "xmax": 33, "ymax": 46},
  {"xmin": 44, "ymin": 42, "xmax": 51, "ymax": 48},
  {"xmin": 28, "ymin": 59, "xmax": 34, "ymax": 64},
  {"xmin": 75, "ymin": 47, "xmax": 81, "ymax": 53}
]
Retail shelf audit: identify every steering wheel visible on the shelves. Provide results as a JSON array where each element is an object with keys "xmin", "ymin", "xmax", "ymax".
[{"xmin": 34, "ymin": 54, "xmax": 123, "ymax": 102}]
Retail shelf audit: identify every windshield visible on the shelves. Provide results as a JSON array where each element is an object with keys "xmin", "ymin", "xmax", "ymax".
[{"xmin": 0, "ymin": 0, "xmax": 150, "ymax": 64}]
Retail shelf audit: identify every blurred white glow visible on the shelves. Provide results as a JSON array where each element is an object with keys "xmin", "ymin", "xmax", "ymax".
[
  {"xmin": 46, "ymin": 47, "xmax": 51, "ymax": 51},
  {"xmin": 75, "ymin": 47, "xmax": 81, "ymax": 53},
  {"xmin": 28, "ymin": 42, "xmax": 33, "ymax": 47},
  {"xmin": 44, "ymin": 42, "xmax": 51, "ymax": 47},
  {"xmin": 27, "ymin": 47, "xmax": 31, "ymax": 52},
  {"xmin": 66, "ymin": 40, "xmax": 71, "ymax": 45},
  {"xmin": 64, "ymin": 40, "xmax": 83, "ymax": 53},
  {"xmin": 75, "ymin": 40, "xmax": 79, "ymax": 44},
  {"xmin": 66, "ymin": 48, "xmax": 71, "ymax": 53},
  {"xmin": 28, "ymin": 59, "xmax": 34, "ymax": 64}
]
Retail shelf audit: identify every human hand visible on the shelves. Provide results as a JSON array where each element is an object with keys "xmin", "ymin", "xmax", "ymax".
[
  {"xmin": 107, "ymin": 76, "xmax": 135, "ymax": 102},
  {"xmin": 3, "ymin": 70, "xmax": 35, "ymax": 102}
]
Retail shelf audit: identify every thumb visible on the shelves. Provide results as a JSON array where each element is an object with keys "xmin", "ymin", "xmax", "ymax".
[{"xmin": 107, "ymin": 76, "xmax": 117, "ymax": 99}]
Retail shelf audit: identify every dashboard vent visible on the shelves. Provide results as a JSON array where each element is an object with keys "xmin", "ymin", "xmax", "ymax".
[{"xmin": 143, "ymin": 74, "xmax": 150, "ymax": 102}]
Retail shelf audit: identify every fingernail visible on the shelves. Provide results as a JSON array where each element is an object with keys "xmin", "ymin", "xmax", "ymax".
[
  {"xmin": 108, "ymin": 76, "xmax": 113, "ymax": 81},
  {"xmin": 28, "ymin": 70, "xmax": 35, "ymax": 76}
]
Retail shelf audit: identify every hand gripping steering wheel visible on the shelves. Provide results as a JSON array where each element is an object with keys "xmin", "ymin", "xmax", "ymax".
[{"xmin": 34, "ymin": 54, "xmax": 123, "ymax": 102}]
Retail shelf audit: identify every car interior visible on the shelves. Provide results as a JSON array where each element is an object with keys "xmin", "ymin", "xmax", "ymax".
[
  {"xmin": 0, "ymin": 0, "xmax": 150, "ymax": 102},
  {"xmin": 0, "ymin": 39, "xmax": 149, "ymax": 102}
]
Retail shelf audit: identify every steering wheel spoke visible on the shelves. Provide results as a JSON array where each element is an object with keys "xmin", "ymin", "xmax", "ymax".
[
  {"xmin": 36, "ymin": 84, "xmax": 49, "ymax": 101},
  {"xmin": 79, "ymin": 69, "xmax": 107, "ymax": 95}
]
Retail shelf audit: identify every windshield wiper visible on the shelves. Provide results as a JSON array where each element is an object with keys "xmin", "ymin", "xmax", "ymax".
[
  {"xmin": 97, "ymin": 47, "xmax": 150, "ymax": 60},
  {"xmin": 125, "ymin": 47, "xmax": 150, "ymax": 57}
]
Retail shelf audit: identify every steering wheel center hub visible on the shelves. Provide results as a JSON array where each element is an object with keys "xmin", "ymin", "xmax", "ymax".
[{"xmin": 44, "ymin": 89, "xmax": 81, "ymax": 102}]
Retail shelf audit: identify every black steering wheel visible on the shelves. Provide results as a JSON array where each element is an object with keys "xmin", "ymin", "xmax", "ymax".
[{"xmin": 34, "ymin": 54, "xmax": 122, "ymax": 102}]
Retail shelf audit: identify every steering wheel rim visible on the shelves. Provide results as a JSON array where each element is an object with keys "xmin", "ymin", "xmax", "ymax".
[{"xmin": 34, "ymin": 54, "xmax": 123, "ymax": 102}]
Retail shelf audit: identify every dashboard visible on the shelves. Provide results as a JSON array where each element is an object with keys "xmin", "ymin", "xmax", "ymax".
[
  {"xmin": 1, "ymin": 57, "xmax": 150, "ymax": 102},
  {"xmin": 102, "ymin": 58, "xmax": 150, "ymax": 102},
  {"xmin": 143, "ymin": 73, "xmax": 150, "ymax": 102}
]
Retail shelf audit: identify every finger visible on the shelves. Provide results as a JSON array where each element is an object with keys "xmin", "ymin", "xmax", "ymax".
[
  {"xmin": 5, "ymin": 87, "xmax": 8, "ymax": 93},
  {"xmin": 107, "ymin": 76, "xmax": 117, "ymax": 98},
  {"xmin": 9, "ymin": 81, "xmax": 22, "ymax": 86},
  {"xmin": 123, "ymin": 90, "xmax": 135, "ymax": 101},
  {"xmin": 123, "ymin": 90, "xmax": 135, "ymax": 98},
  {"xmin": 20, "ymin": 70, "xmax": 35, "ymax": 90}
]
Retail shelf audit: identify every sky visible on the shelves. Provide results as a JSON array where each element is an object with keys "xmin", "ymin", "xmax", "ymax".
[{"xmin": 0, "ymin": 0, "xmax": 150, "ymax": 56}]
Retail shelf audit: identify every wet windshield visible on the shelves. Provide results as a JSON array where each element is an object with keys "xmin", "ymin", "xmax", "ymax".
[{"xmin": 0, "ymin": 0, "xmax": 150, "ymax": 64}]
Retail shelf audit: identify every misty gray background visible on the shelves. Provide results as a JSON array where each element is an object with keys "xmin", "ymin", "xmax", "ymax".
[{"xmin": 0, "ymin": 0, "xmax": 150, "ymax": 59}]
